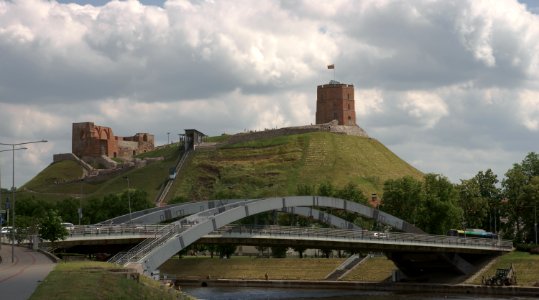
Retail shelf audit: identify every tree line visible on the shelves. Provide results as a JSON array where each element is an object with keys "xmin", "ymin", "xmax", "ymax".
[{"xmin": 3, "ymin": 152, "xmax": 537, "ymax": 247}]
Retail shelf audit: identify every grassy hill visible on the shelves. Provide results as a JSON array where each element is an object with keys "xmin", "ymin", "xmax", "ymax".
[
  {"xmin": 168, "ymin": 132, "xmax": 423, "ymax": 201},
  {"xmin": 19, "ymin": 132, "xmax": 423, "ymax": 204},
  {"xmin": 20, "ymin": 145, "xmax": 181, "ymax": 203}
]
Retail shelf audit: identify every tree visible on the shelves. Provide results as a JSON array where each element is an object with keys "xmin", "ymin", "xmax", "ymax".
[
  {"xmin": 255, "ymin": 245, "xmax": 268, "ymax": 257},
  {"xmin": 292, "ymin": 246, "xmax": 307, "ymax": 258},
  {"xmin": 56, "ymin": 197, "xmax": 80, "ymax": 224},
  {"xmin": 474, "ymin": 169, "xmax": 501, "ymax": 231},
  {"xmin": 519, "ymin": 176, "xmax": 539, "ymax": 243},
  {"xmin": 39, "ymin": 210, "xmax": 68, "ymax": 244},
  {"xmin": 417, "ymin": 174, "xmax": 462, "ymax": 235},
  {"xmin": 217, "ymin": 244, "xmax": 236, "ymax": 259},
  {"xmin": 381, "ymin": 176, "xmax": 423, "ymax": 225},
  {"xmin": 502, "ymin": 164, "xmax": 528, "ymax": 241},
  {"xmin": 270, "ymin": 246, "xmax": 287, "ymax": 258},
  {"xmin": 457, "ymin": 179, "xmax": 488, "ymax": 229},
  {"xmin": 317, "ymin": 182, "xmax": 336, "ymax": 197}
]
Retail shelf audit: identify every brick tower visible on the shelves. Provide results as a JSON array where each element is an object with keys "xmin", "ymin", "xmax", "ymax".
[{"xmin": 316, "ymin": 80, "xmax": 356, "ymax": 125}]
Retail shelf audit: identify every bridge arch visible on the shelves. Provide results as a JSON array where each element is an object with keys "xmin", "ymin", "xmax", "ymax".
[
  {"xmin": 123, "ymin": 196, "xmax": 423, "ymax": 275},
  {"xmin": 101, "ymin": 200, "xmax": 361, "ymax": 230}
]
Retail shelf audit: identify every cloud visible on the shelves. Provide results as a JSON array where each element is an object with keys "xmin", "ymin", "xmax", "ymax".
[
  {"xmin": 1, "ymin": 0, "xmax": 539, "ymax": 186},
  {"xmin": 399, "ymin": 91, "xmax": 448, "ymax": 128},
  {"xmin": 518, "ymin": 90, "xmax": 539, "ymax": 131}
]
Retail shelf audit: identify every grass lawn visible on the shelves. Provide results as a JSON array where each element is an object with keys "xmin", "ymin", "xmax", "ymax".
[
  {"xmin": 159, "ymin": 256, "xmax": 345, "ymax": 280},
  {"xmin": 471, "ymin": 251, "xmax": 539, "ymax": 286},
  {"xmin": 341, "ymin": 256, "xmax": 396, "ymax": 282},
  {"xmin": 30, "ymin": 261, "xmax": 192, "ymax": 300}
]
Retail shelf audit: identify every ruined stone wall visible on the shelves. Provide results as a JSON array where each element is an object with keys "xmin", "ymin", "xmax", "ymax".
[
  {"xmin": 117, "ymin": 140, "xmax": 139, "ymax": 158},
  {"xmin": 225, "ymin": 122, "xmax": 368, "ymax": 145},
  {"xmin": 72, "ymin": 122, "xmax": 155, "ymax": 161},
  {"xmin": 72, "ymin": 122, "xmax": 118, "ymax": 158}
]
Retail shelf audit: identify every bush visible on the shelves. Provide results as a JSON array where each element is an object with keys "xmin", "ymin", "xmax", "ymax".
[{"xmin": 515, "ymin": 243, "xmax": 539, "ymax": 253}]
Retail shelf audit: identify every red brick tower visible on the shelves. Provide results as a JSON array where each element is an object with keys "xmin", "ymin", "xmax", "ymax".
[{"xmin": 316, "ymin": 80, "xmax": 356, "ymax": 125}]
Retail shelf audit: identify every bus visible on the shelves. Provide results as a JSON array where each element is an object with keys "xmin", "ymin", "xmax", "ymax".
[{"xmin": 447, "ymin": 228, "xmax": 497, "ymax": 239}]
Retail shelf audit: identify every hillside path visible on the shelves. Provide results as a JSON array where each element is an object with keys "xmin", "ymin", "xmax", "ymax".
[{"xmin": 0, "ymin": 242, "xmax": 56, "ymax": 300}]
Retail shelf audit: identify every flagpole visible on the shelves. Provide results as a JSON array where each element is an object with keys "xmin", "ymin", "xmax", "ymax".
[{"xmin": 327, "ymin": 64, "xmax": 335, "ymax": 82}]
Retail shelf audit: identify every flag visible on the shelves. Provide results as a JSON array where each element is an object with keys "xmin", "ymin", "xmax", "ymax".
[{"xmin": 327, "ymin": 64, "xmax": 335, "ymax": 69}]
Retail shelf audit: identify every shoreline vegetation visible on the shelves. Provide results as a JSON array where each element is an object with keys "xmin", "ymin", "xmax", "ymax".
[{"xmin": 30, "ymin": 251, "xmax": 539, "ymax": 299}]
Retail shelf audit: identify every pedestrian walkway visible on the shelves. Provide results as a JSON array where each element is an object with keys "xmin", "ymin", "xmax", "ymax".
[{"xmin": 0, "ymin": 242, "xmax": 56, "ymax": 300}]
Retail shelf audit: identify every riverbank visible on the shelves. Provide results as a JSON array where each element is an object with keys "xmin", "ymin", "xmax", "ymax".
[{"xmin": 176, "ymin": 278, "xmax": 539, "ymax": 298}]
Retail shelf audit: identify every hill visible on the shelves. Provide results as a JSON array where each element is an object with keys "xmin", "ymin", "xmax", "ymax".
[{"xmin": 20, "ymin": 131, "xmax": 423, "ymax": 204}]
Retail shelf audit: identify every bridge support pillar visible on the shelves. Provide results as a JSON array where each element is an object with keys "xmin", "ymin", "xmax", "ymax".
[
  {"xmin": 125, "ymin": 262, "xmax": 145, "ymax": 275},
  {"xmin": 441, "ymin": 253, "xmax": 475, "ymax": 275}
]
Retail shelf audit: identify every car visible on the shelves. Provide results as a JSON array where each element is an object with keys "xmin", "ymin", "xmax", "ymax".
[
  {"xmin": 373, "ymin": 232, "xmax": 388, "ymax": 239},
  {"xmin": 61, "ymin": 222, "xmax": 75, "ymax": 231},
  {"xmin": 1, "ymin": 226, "xmax": 13, "ymax": 236}
]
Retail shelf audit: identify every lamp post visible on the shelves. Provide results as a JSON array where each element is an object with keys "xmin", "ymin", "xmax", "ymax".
[
  {"xmin": 530, "ymin": 204, "xmax": 538, "ymax": 245},
  {"xmin": 0, "ymin": 140, "xmax": 47, "ymax": 263},
  {"xmin": 79, "ymin": 179, "xmax": 83, "ymax": 225},
  {"xmin": 0, "ymin": 147, "xmax": 28, "ymax": 251},
  {"xmin": 123, "ymin": 176, "xmax": 132, "ymax": 224},
  {"xmin": 167, "ymin": 132, "xmax": 170, "ymax": 145}
]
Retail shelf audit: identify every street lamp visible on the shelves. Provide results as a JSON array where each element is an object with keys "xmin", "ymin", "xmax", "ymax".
[
  {"xmin": 0, "ymin": 147, "xmax": 27, "ymax": 249},
  {"xmin": 79, "ymin": 179, "xmax": 84, "ymax": 225},
  {"xmin": 530, "ymin": 205, "xmax": 537, "ymax": 245},
  {"xmin": 167, "ymin": 132, "xmax": 170, "ymax": 145},
  {"xmin": 0, "ymin": 139, "xmax": 47, "ymax": 263},
  {"xmin": 123, "ymin": 176, "xmax": 132, "ymax": 224}
]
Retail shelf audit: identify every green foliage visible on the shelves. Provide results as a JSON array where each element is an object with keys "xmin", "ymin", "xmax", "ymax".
[
  {"xmin": 502, "ymin": 152, "xmax": 539, "ymax": 243},
  {"xmin": 381, "ymin": 174, "xmax": 462, "ymax": 235},
  {"xmin": 296, "ymin": 184, "xmax": 315, "ymax": 196},
  {"xmin": 419, "ymin": 174, "xmax": 462, "ymax": 234},
  {"xmin": 216, "ymin": 244, "xmax": 236, "ymax": 259},
  {"xmin": 39, "ymin": 210, "xmax": 68, "ymax": 243},
  {"xmin": 473, "ymin": 169, "xmax": 501, "ymax": 231},
  {"xmin": 457, "ymin": 179, "xmax": 488, "ymax": 228},
  {"xmin": 270, "ymin": 246, "xmax": 288, "ymax": 258},
  {"xmin": 381, "ymin": 176, "xmax": 423, "ymax": 225}
]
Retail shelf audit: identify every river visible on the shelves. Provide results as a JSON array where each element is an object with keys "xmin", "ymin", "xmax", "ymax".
[{"xmin": 182, "ymin": 286, "xmax": 537, "ymax": 300}]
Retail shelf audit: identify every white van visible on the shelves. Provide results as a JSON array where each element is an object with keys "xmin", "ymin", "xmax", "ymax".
[{"xmin": 61, "ymin": 222, "xmax": 75, "ymax": 231}]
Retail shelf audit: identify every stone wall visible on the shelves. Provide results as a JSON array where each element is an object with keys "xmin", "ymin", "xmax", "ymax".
[
  {"xmin": 225, "ymin": 121, "xmax": 368, "ymax": 145},
  {"xmin": 72, "ymin": 122, "xmax": 155, "ymax": 161}
]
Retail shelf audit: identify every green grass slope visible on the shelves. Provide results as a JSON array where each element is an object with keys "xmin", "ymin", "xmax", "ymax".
[
  {"xmin": 20, "ymin": 145, "xmax": 182, "ymax": 202},
  {"xmin": 168, "ymin": 132, "xmax": 423, "ymax": 201},
  {"xmin": 19, "ymin": 132, "xmax": 422, "ymax": 203}
]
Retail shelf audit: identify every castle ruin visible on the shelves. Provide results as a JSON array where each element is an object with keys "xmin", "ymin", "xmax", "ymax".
[{"xmin": 72, "ymin": 122, "xmax": 155, "ymax": 160}]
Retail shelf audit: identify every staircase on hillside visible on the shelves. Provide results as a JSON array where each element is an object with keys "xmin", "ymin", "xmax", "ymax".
[
  {"xmin": 302, "ymin": 136, "xmax": 332, "ymax": 180},
  {"xmin": 325, "ymin": 254, "xmax": 366, "ymax": 281}
]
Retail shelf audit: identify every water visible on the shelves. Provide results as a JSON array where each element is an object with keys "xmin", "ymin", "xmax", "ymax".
[{"xmin": 183, "ymin": 286, "xmax": 536, "ymax": 300}]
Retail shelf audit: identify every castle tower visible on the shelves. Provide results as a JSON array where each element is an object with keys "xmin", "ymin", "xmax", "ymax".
[{"xmin": 316, "ymin": 80, "xmax": 356, "ymax": 125}]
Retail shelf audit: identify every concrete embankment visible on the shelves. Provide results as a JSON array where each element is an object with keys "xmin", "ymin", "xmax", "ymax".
[{"xmin": 176, "ymin": 279, "xmax": 539, "ymax": 297}]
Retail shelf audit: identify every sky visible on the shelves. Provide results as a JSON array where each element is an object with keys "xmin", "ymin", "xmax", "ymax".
[{"xmin": 0, "ymin": 0, "xmax": 538, "ymax": 188}]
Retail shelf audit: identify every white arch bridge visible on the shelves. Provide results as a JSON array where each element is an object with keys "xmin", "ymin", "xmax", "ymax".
[{"xmin": 98, "ymin": 196, "xmax": 512, "ymax": 278}]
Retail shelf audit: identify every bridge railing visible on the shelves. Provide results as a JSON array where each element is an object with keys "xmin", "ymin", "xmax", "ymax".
[
  {"xmin": 207, "ymin": 225, "xmax": 513, "ymax": 251},
  {"xmin": 118, "ymin": 200, "xmax": 258, "ymax": 265},
  {"xmin": 68, "ymin": 224, "xmax": 167, "ymax": 238}
]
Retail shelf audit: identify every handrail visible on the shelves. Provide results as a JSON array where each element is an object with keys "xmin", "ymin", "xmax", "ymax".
[{"xmin": 207, "ymin": 224, "xmax": 513, "ymax": 251}]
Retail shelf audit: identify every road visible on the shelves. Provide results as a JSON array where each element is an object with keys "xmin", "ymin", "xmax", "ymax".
[{"xmin": 0, "ymin": 241, "xmax": 56, "ymax": 300}]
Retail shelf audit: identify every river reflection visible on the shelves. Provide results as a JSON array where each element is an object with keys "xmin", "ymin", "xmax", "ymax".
[{"xmin": 183, "ymin": 286, "xmax": 535, "ymax": 300}]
